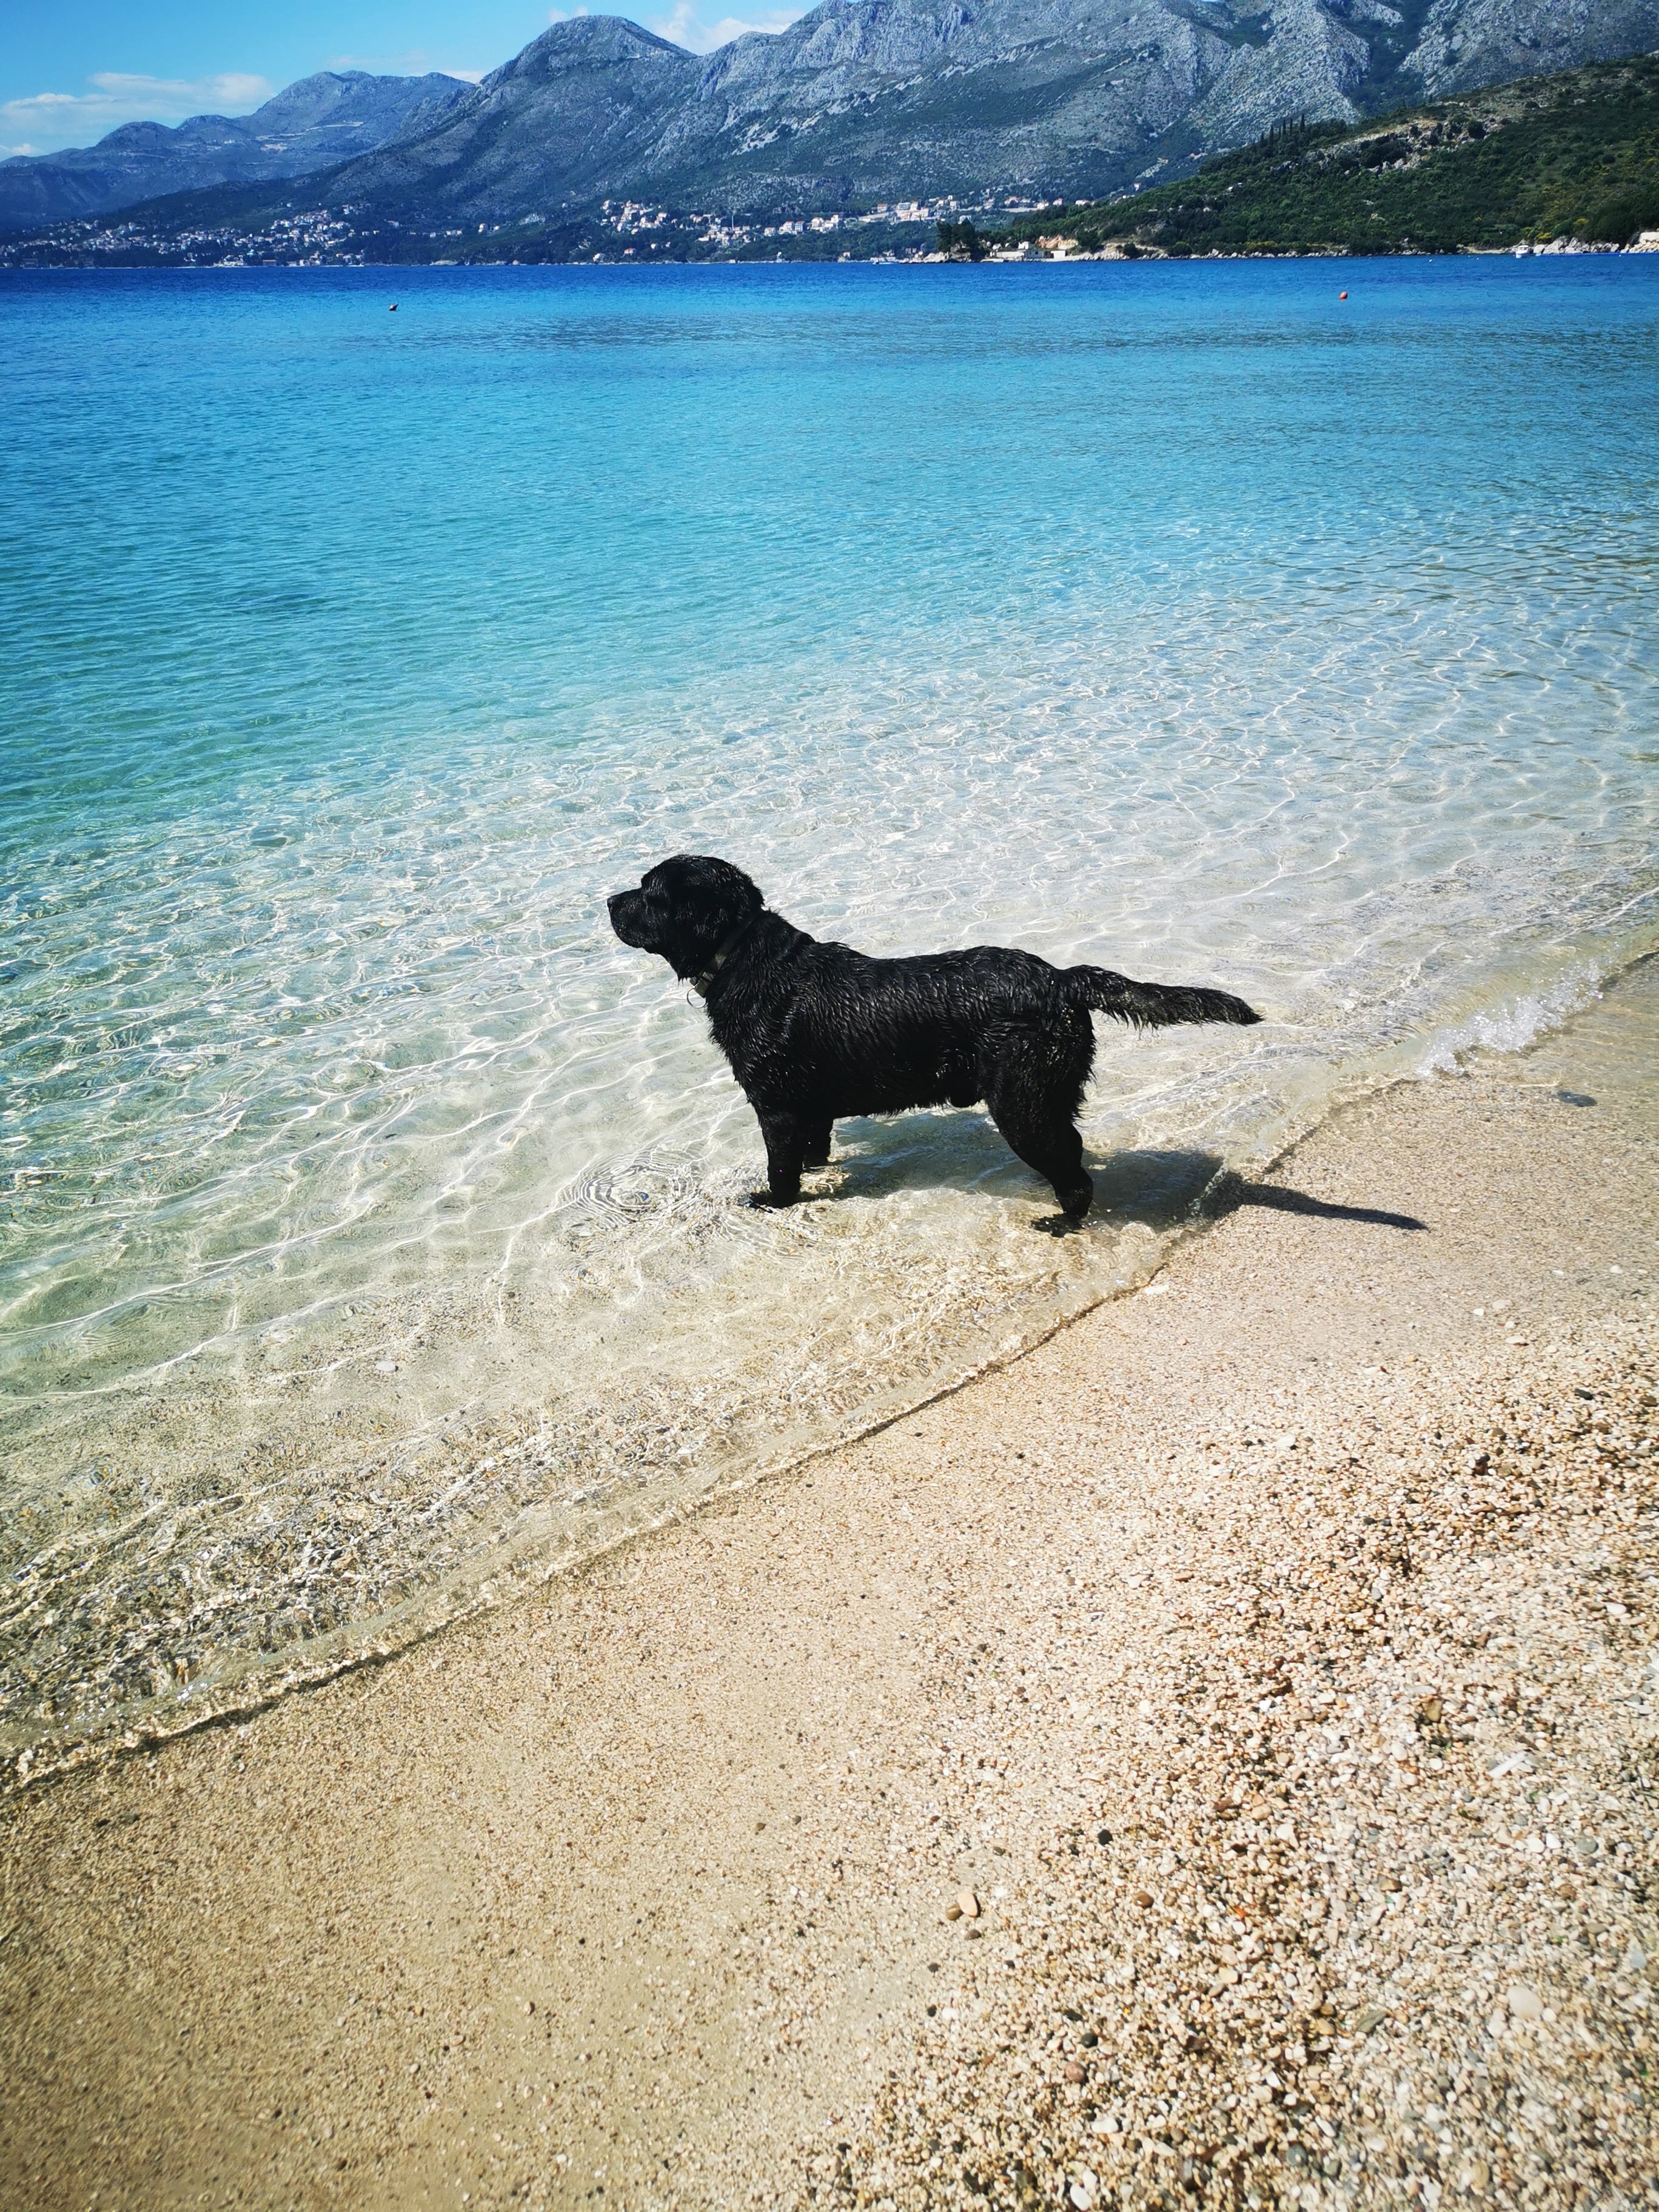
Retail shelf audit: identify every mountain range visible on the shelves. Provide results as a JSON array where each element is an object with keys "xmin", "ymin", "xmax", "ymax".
[
  {"xmin": 0, "ymin": 70, "xmax": 468, "ymax": 232},
  {"xmin": 327, "ymin": 0, "xmax": 1659, "ymax": 222},
  {"xmin": 4, "ymin": 0, "xmax": 1657, "ymax": 238}
]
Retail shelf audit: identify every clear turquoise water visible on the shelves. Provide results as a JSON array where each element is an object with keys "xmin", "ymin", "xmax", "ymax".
[{"xmin": 3, "ymin": 259, "xmax": 1657, "ymax": 1773}]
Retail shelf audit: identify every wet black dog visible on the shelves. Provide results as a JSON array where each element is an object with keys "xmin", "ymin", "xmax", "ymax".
[{"xmin": 607, "ymin": 854, "xmax": 1261, "ymax": 1219}]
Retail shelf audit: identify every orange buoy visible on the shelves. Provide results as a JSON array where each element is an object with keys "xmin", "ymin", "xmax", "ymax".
[{"xmin": 1339, "ymin": 290, "xmax": 1348, "ymax": 300}]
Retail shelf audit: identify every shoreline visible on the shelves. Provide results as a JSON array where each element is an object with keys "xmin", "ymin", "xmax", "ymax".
[
  {"xmin": 1, "ymin": 964, "xmax": 1654, "ymax": 2210},
  {"xmin": 9, "ymin": 926, "xmax": 1652, "ymax": 1799},
  {"xmin": 9, "ymin": 246, "xmax": 1659, "ymax": 272}
]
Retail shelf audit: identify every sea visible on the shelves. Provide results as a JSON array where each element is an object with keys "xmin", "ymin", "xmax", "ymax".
[{"xmin": 2, "ymin": 256, "xmax": 1656, "ymax": 1780}]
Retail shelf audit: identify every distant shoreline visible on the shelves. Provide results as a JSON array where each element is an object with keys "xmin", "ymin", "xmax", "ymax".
[{"xmin": 7, "ymin": 242, "xmax": 1659, "ymax": 273}]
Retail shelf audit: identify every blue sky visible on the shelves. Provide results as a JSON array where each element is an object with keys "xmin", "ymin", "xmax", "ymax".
[{"xmin": 1, "ymin": 0, "xmax": 806, "ymax": 155}]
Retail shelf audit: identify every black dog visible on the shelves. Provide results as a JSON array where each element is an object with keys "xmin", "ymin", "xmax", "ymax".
[{"xmin": 608, "ymin": 854, "xmax": 1260, "ymax": 1219}]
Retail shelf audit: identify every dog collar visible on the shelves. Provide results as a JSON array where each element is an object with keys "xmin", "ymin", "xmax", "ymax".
[{"xmin": 691, "ymin": 910, "xmax": 763, "ymax": 999}]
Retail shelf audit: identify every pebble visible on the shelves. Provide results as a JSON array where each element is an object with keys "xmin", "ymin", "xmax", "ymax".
[
  {"xmin": 956, "ymin": 1889, "xmax": 979, "ymax": 1920},
  {"xmin": 820, "ymin": 1317, "xmax": 1659, "ymax": 2212}
]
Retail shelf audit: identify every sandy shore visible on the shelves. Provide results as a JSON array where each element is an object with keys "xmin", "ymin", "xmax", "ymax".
[{"xmin": 2, "ymin": 963, "xmax": 1655, "ymax": 2212}]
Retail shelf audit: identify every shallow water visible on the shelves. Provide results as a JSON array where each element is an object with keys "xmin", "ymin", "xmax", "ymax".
[{"xmin": 2, "ymin": 258, "xmax": 1656, "ymax": 1775}]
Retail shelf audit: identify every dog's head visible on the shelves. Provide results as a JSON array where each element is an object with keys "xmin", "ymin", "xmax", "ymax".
[{"xmin": 606, "ymin": 854, "xmax": 765, "ymax": 982}]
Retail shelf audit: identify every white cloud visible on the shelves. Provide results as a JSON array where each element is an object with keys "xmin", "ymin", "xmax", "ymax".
[
  {"xmin": 1, "ymin": 71, "xmax": 274, "ymax": 158},
  {"xmin": 92, "ymin": 71, "xmax": 271, "ymax": 107},
  {"xmin": 648, "ymin": 2, "xmax": 806, "ymax": 50}
]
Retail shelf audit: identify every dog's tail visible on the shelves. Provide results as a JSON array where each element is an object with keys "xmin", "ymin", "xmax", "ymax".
[{"xmin": 1065, "ymin": 965, "xmax": 1262, "ymax": 1031}]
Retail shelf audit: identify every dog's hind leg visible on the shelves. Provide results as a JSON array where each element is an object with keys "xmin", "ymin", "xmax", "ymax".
[
  {"xmin": 988, "ymin": 1104, "xmax": 1092, "ymax": 1221},
  {"xmin": 801, "ymin": 1118, "xmax": 834, "ymax": 1170},
  {"xmin": 981, "ymin": 1022, "xmax": 1094, "ymax": 1221}
]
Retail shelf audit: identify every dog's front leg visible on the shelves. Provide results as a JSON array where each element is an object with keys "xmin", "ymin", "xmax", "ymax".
[{"xmin": 750, "ymin": 1111, "xmax": 807, "ymax": 1208}]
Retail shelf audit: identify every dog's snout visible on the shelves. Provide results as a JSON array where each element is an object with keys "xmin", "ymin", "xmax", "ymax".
[{"xmin": 607, "ymin": 888, "xmax": 645, "ymax": 945}]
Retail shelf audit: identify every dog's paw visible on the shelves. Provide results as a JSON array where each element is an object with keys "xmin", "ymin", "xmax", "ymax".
[
  {"xmin": 1034, "ymin": 1208, "xmax": 1088, "ymax": 1237},
  {"xmin": 746, "ymin": 1188, "xmax": 796, "ymax": 1210}
]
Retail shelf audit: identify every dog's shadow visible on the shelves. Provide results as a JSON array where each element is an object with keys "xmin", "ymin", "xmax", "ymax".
[
  {"xmin": 810, "ymin": 1113, "xmax": 1427, "ymax": 1237},
  {"xmin": 1195, "ymin": 1165, "xmax": 1426, "ymax": 1234}
]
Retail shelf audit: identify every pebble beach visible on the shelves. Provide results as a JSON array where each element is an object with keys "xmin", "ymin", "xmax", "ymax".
[
  {"xmin": 2, "ymin": 963, "xmax": 1654, "ymax": 2211},
  {"xmin": 828, "ymin": 1313, "xmax": 1658, "ymax": 2212}
]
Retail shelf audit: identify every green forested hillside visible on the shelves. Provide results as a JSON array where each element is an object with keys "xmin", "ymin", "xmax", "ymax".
[{"xmin": 988, "ymin": 52, "xmax": 1659, "ymax": 256}]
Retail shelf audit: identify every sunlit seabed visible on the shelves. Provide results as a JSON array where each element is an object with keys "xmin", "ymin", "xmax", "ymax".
[{"xmin": 1, "ymin": 258, "xmax": 1655, "ymax": 1777}]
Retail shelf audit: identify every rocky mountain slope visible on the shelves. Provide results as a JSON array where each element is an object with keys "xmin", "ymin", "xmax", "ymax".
[
  {"xmin": 249, "ymin": 0, "xmax": 1659, "ymax": 221},
  {"xmin": 0, "ymin": 70, "xmax": 468, "ymax": 232},
  {"xmin": 1406, "ymin": 0, "xmax": 1659, "ymax": 96}
]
